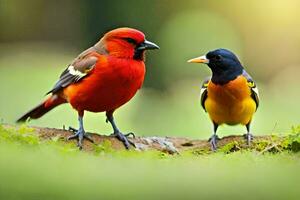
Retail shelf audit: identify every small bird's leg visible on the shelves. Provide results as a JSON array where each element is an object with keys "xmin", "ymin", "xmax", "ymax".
[
  {"xmin": 68, "ymin": 112, "xmax": 94, "ymax": 149},
  {"xmin": 244, "ymin": 122, "xmax": 253, "ymax": 146},
  {"xmin": 208, "ymin": 122, "xmax": 219, "ymax": 151},
  {"xmin": 106, "ymin": 112, "xmax": 135, "ymax": 149}
]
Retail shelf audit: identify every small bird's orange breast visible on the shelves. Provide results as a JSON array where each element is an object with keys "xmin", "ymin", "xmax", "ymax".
[{"xmin": 205, "ymin": 75, "xmax": 256, "ymax": 125}]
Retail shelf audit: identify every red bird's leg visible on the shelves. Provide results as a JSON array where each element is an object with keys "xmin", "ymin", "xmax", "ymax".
[
  {"xmin": 68, "ymin": 112, "xmax": 94, "ymax": 149},
  {"xmin": 208, "ymin": 122, "xmax": 220, "ymax": 151},
  {"xmin": 106, "ymin": 112, "xmax": 135, "ymax": 149},
  {"xmin": 244, "ymin": 122, "xmax": 254, "ymax": 146}
]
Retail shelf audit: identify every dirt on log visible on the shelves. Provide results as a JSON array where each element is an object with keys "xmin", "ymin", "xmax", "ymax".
[{"xmin": 4, "ymin": 125, "xmax": 281, "ymax": 154}]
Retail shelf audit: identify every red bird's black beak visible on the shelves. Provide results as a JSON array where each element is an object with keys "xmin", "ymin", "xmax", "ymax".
[{"xmin": 137, "ymin": 40, "xmax": 160, "ymax": 50}]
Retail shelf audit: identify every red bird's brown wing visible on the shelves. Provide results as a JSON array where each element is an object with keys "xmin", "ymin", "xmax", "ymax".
[{"xmin": 47, "ymin": 48, "xmax": 99, "ymax": 94}]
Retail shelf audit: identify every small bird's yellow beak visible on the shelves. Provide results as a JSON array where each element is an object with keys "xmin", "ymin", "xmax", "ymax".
[{"xmin": 187, "ymin": 55, "xmax": 209, "ymax": 64}]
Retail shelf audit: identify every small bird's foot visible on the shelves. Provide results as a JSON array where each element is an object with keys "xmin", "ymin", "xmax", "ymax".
[
  {"xmin": 111, "ymin": 131, "xmax": 135, "ymax": 149},
  {"xmin": 208, "ymin": 135, "xmax": 220, "ymax": 151},
  {"xmin": 68, "ymin": 127, "xmax": 94, "ymax": 149},
  {"xmin": 243, "ymin": 133, "xmax": 254, "ymax": 146}
]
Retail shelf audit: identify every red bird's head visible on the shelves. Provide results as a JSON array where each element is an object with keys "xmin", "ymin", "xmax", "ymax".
[{"xmin": 100, "ymin": 27, "xmax": 159, "ymax": 60}]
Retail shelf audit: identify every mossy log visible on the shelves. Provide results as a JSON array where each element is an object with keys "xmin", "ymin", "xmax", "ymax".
[{"xmin": 4, "ymin": 125, "xmax": 292, "ymax": 154}]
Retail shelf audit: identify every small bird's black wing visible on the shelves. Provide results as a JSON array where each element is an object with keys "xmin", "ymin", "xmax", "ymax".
[
  {"xmin": 242, "ymin": 70, "xmax": 259, "ymax": 110},
  {"xmin": 200, "ymin": 77, "xmax": 210, "ymax": 112},
  {"xmin": 47, "ymin": 52, "xmax": 98, "ymax": 95}
]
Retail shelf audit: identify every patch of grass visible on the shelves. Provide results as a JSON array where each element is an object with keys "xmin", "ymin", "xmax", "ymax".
[
  {"xmin": 282, "ymin": 125, "xmax": 300, "ymax": 152},
  {"xmin": 1, "ymin": 125, "xmax": 300, "ymax": 200},
  {"xmin": 219, "ymin": 141, "xmax": 241, "ymax": 153},
  {"xmin": 0, "ymin": 125, "xmax": 39, "ymax": 146},
  {"xmin": 0, "ymin": 125, "xmax": 79, "ymax": 155}
]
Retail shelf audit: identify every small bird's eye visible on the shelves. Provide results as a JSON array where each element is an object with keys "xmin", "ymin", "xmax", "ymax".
[
  {"xmin": 215, "ymin": 55, "xmax": 222, "ymax": 60},
  {"xmin": 123, "ymin": 38, "xmax": 137, "ymax": 45}
]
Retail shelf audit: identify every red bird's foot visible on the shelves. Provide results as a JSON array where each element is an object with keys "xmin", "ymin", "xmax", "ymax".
[
  {"xmin": 68, "ymin": 127, "xmax": 94, "ymax": 149},
  {"xmin": 111, "ymin": 132, "xmax": 136, "ymax": 149},
  {"xmin": 243, "ymin": 133, "xmax": 254, "ymax": 146},
  {"xmin": 123, "ymin": 132, "xmax": 135, "ymax": 138}
]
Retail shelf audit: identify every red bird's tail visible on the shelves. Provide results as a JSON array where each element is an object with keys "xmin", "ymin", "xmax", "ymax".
[{"xmin": 16, "ymin": 95, "xmax": 66, "ymax": 123}]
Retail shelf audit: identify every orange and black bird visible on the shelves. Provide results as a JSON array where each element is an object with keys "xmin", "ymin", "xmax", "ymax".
[
  {"xmin": 188, "ymin": 49, "xmax": 259, "ymax": 151},
  {"xmin": 17, "ymin": 27, "xmax": 159, "ymax": 149}
]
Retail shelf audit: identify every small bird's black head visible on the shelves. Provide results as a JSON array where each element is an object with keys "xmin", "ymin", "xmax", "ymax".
[{"xmin": 188, "ymin": 48, "xmax": 244, "ymax": 85}]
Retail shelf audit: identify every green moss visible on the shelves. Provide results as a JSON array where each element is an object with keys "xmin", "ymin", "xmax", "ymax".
[
  {"xmin": 0, "ymin": 124, "xmax": 79, "ymax": 154},
  {"xmin": 218, "ymin": 141, "xmax": 242, "ymax": 153},
  {"xmin": 185, "ymin": 148, "xmax": 211, "ymax": 156},
  {"xmin": 282, "ymin": 125, "xmax": 300, "ymax": 152},
  {"xmin": 0, "ymin": 124, "xmax": 40, "ymax": 146},
  {"xmin": 92, "ymin": 140, "xmax": 115, "ymax": 155},
  {"xmin": 253, "ymin": 140, "xmax": 272, "ymax": 152}
]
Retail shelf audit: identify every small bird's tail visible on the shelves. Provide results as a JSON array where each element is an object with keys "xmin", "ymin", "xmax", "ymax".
[{"xmin": 16, "ymin": 95, "xmax": 66, "ymax": 123}]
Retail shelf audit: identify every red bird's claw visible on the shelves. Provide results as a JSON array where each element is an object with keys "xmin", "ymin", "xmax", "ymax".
[
  {"xmin": 83, "ymin": 134, "xmax": 94, "ymax": 143},
  {"xmin": 68, "ymin": 126, "xmax": 77, "ymax": 133},
  {"xmin": 113, "ymin": 132, "xmax": 136, "ymax": 149},
  {"xmin": 128, "ymin": 140, "xmax": 136, "ymax": 148},
  {"xmin": 67, "ymin": 127, "xmax": 95, "ymax": 150},
  {"xmin": 124, "ymin": 132, "xmax": 135, "ymax": 138}
]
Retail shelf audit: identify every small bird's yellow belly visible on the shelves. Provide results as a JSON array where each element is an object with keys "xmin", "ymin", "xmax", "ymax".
[{"xmin": 204, "ymin": 76, "xmax": 256, "ymax": 125}]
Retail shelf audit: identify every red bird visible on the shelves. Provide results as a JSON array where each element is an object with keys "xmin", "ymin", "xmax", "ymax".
[{"xmin": 17, "ymin": 27, "xmax": 159, "ymax": 149}]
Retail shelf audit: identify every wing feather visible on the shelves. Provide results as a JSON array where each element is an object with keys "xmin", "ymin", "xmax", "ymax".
[
  {"xmin": 200, "ymin": 77, "xmax": 210, "ymax": 112},
  {"xmin": 242, "ymin": 70, "xmax": 259, "ymax": 109},
  {"xmin": 46, "ymin": 55, "xmax": 98, "ymax": 94}
]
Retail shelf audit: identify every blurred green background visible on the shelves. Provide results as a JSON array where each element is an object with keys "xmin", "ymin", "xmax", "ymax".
[
  {"xmin": 0, "ymin": 0, "xmax": 299, "ymax": 138},
  {"xmin": 1, "ymin": 1, "xmax": 300, "ymax": 200}
]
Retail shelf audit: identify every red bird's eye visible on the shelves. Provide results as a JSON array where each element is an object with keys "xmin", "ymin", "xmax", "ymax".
[{"xmin": 123, "ymin": 38, "xmax": 137, "ymax": 45}]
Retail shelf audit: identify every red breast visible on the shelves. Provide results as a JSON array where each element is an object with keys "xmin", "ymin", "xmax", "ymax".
[{"xmin": 63, "ymin": 55, "xmax": 145, "ymax": 112}]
